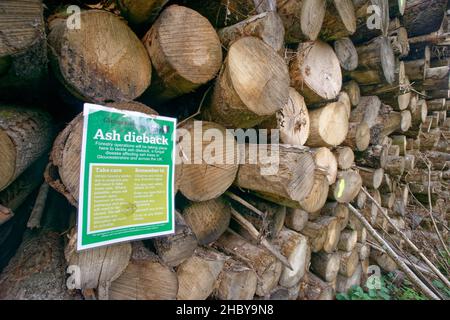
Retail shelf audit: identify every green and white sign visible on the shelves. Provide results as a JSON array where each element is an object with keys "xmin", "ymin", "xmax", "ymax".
[{"xmin": 77, "ymin": 103, "xmax": 176, "ymax": 250}]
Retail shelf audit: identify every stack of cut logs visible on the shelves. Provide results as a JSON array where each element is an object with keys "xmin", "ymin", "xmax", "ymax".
[{"xmin": 0, "ymin": 0, "xmax": 448, "ymax": 300}]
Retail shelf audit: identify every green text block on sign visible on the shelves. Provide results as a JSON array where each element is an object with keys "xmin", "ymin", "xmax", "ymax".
[{"xmin": 78, "ymin": 104, "xmax": 176, "ymax": 250}]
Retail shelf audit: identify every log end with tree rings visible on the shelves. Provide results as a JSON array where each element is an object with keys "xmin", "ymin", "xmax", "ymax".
[
  {"xmin": 47, "ymin": 10, "xmax": 152, "ymax": 103},
  {"xmin": 143, "ymin": 5, "xmax": 222, "ymax": 102},
  {"xmin": 49, "ymin": 102, "xmax": 157, "ymax": 205},
  {"xmin": 299, "ymin": 172, "xmax": 330, "ymax": 213},
  {"xmin": 258, "ymin": 88, "xmax": 310, "ymax": 146},
  {"xmin": 277, "ymin": 0, "xmax": 327, "ymax": 43},
  {"xmin": 182, "ymin": 197, "xmax": 231, "ymax": 245},
  {"xmin": 334, "ymin": 38, "xmax": 358, "ymax": 71},
  {"xmin": 330, "ymin": 170, "xmax": 363, "ymax": 204},
  {"xmin": 177, "ymin": 121, "xmax": 239, "ymax": 202},
  {"xmin": 310, "ymin": 251, "xmax": 340, "ymax": 282},
  {"xmin": 333, "ymin": 147, "xmax": 355, "ymax": 170},
  {"xmin": 379, "ymin": 36, "xmax": 396, "ymax": 85},
  {"xmin": 289, "ymin": 41, "xmax": 343, "ymax": 104},
  {"xmin": 306, "ymin": 102, "xmax": 349, "ymax": 148},
  {"xmin": 204, "ymin": 36, "xmax": 290, "ymax": 128},
  {"xmin": 312, "ymin": 147, "xmax": 338, "ymax": 185}
]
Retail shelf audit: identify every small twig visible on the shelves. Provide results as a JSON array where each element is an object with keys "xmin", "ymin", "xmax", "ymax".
[
  {"xmin": 230, "ymin": 208, "xmax": 292, "ymax": 270},
  {"xmin": 27, "ymin": 182, "xmax": 49, "ymax": 229},
  {"xmin": 224, "ymin": 191, "xmax": 265, "ymax": 218}
]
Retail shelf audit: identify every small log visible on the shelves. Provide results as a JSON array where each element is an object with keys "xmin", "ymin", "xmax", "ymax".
[
  {"xmin": 215, "ymin": 230, "xmax": 283, "ymax": 297},
  {"xmin": 312, "ymin": 148, "xmax": 338, "ymax": 185},
  {"xmin": 316, "ymin": 216, "xmax": 341, "ymax": 253},
  {"xmin": 320, "ymin": 0, "xmax": 357, "ymax": 41},
  {"xmin": 305, "ymin": 102, "xmax": 349, "ymax": 147},
  {"xmin": 298, "ymin": 271, "xmax": 335, "ymax": 300},
  {"xmin": 117, "ymin": 0, "xmax": 168, "ymax": 28},
  {"xmin": 218, "ymin": 11, "xmax": 285, "ymax": 52},
  {"xmin": 235, "ymin": 144, "xmax": 316, "ymax": 207},
  {"xmin": 358, "ymin": 167, "xmax": 384, "ymax": 189},
  {"xmin": 213, "ymin": 258, "xmax": 257, "ymax": 300},
  {"xmin": 337, "ymin": 229, "xmax": 358, "ymax": 252},
  {"xmin": 334, "ymin": 38, "xmax": 359, "ymax": 72},
  {"xmin": 177, "ymin": 247, "xmax": 226, "ymax": 300},
  {"xmin": 352, "ymin": 0, "xmax": 390, "ymax": 44},
  {"xmin": 336, "ymin": 264, "xmax": 362, "ymax": 293},
  {"xmin": 321, "ymin": 202, "xmax": 350, "ymax": 231},
  {"xmin": 301, "ymin": 221, "xmax": 326, "ymax": 253},
  {"xmin": 355, "ymin": 144, "xmax": 389, "ymax": 168},
  {"xmin": 177, "ymin": 120, "xmax": 239, "ymax": 202},
  {"xmin": 109, "ymin": 242, "xmax": 178, "ymax": 300},
  {"xmin": 310, "ymin": 251, "xmax": 341, "ymax": 282},
  {"xmin": 329, "ymin": 170, "xmax": 363, "ymax": 204},
  {"xmin": 203, "ymin": 36, "xmax": 289, "ymax": 128},
  {"xmin": 333, "ymin": 147, "xmax": 355, "ymax": 170},
  {"xmin": 152, "ymin": 211, "xmax": 198, "ymax": 267},
  {"xmin": 339, "ymin": 248, "xmax": 359, "ymax": 277},
  {"xmin": 183, "ymin": 198, "xmax": 231, "ymax": 245},
  {"xmin": 349, "ymin": 95, "xmax": 382, "ymax": 128},
  {"xmin": 284, "ymin": 208, "xmax": 309, "ymax": 232},
  {"xmin": 258, "ymin": 87, "xmax": 310, "ymax": 146},
  {"xmin": 274, "ymin": 227, "xmax": 310, "ymax": 287},
  {"xmin": 342, "ymin": 121, "xmax": 371, "ymax": 151},
  {"xmin": 343, "ymin": 81, "xmax": 361, "ymax": 106},
  {"xmin": 298, "ymin": 172, "xmax": 329, "ymax": 213},
  {"xmin": 277, "ymin": 0, "xmax": 327, "ymax": 43},
  {"xmin": 289, "ymin": 41, "xmax": 342, "ymax": 104}
]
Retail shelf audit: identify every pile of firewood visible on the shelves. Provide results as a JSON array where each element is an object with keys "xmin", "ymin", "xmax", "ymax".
[{"xmin": 0, "ymin": 0, "xmax": 448, "ymax": 300}]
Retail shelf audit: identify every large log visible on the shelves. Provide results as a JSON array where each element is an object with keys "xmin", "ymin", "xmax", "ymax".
[
  {"xmin": 215, "ymin": 230, "xmax": 283, "ymax": 296},
  {"xmin": 183, "ymin": 198, "xmax": 231, "ymax": 245},
  {"xmin": 218, "ymin": 11, "xmax": 285, "ymax": 52},
  {"xmin": 0, "ymin": 0, "xmax": 48, "ymax": 100},
  {"xmin": 277, "ymin": 0, "xmax": 327, "ymax": 43},
  {"xmin": 48, "ymin": 10, "xmax": 151, "ymax": 103},
  {"xmin": 258, "ymin": 88, "xmax": 310, "ymax": 146},
  {"xmin": 203, "ymin": 36, "xmax": 289, "ymax": 128},
  {"xmin": 235, "ymin": 144, "xmax": 316, "ymax": 207},
  {"xmin": 142, "ymin": 5, "xmax": 222, "ymax": 104},
  {"xmin": 177, "ymin": 121, "xmax": 239, "ymax": 202},
  {"xmin": 402, "ymin": 0, "xmax": 448, "ymax": 37},
  {"xmin": 305, "ymin": 102, "xmax": 349, "ymax": 147},
  {"xmin": 289, "ymin": 41, "xmax": 342, "ymax": 104},
  {"xmin": 0, "ymin": 106, "xmax": 53, "ymax": 191},
  {"xmin": 152, "ymin": 211, "xmax": 198, "ymax": 267},
  {"xmin": 108, "ymin": 242, "xmax": 178, "ymax": 300},
  {"xmin": 177, "ymin": 247, "xmax": 226, "ymax": 300},
  {"xmin": 47, "ymin": 102, "xmax": 157, "ymax": 206}
]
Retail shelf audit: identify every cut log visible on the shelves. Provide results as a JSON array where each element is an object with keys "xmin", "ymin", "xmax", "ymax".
[
  {"xmin": 289, "ymin": 41, "xmax": 342, "ymax": 104},
  {"xmin": 0, "ymin": 0, "xmax": 47, "ymax": 100},
  {"xmin": 329, "ymin": 170, "xmax": 363, "ymax": 204},
  {"xmin": 142, "ymin": 5, "xmax": 222, "ymax": 104},
  {"xmin": 284, "ymin": 208, "xmax": 309, "ymax": 232},
  {"xmin": 358, "ymin": 167, "xmax": 384, "ymax": 189},
  {"xmin": 316, "ymin": 216, "xmax": 341, "ymax": 253},
  {"xmin": 64, "ymin": 228, "xmax": 132, "ymax": 296},
  {"xmin": 333, "ymin": 147, "xmax": 355, "ymax": 170},
  {"xmin": 235, "ymin": 144, "xmax": 316, "ymax": 207},
  {"xmin": 389, "ymin": 0, "xmax": 406, "ymax": 16},
  {"xmin": 334, "ymin": 38, "xmax": 359, "ymax": 72},
  {"xmin": 47, "ymin": 102, "xmax": 157, "ymax": 206},
  {"xmin": 277, "ymin": 0, "xmax": 327, "ymax": 43},
  {"xmin": 339, "ymin": 248, "xmax": 359, "ymax": 277},
  {"xmin": 418, "ymin": 66, "xmax": 450, "ymax": 91},
  {"xmin": 305, "ymin": 102, "xmax": 349, "ymax": 147},
  {"xmin": 310, "ymin": 251, "xmax": 341, "ymax": 282},
  {"xmin": 213, "ymin": 258, "xmax": 257, "ymax": 300},
  {"xmin": 342, "ymin": 121, "xmax": 371, "ymax": 151},
  {"xmin": 203, "ymin": 36, "xmax": 289, "ymax": 128},
  {"xmin": 355, "ymin": 242, "xmax": 371, "ymax": 260},
  {"xmin": 402, "ymin": 0, "xmax": 448, "ymax": 37},
  {"xmin": 321, "ymin": 202, "xmax": 350, "ymax": 231},
  {"xmin": 117, "ymin": 0, "xmax": 168, "ymax": 27},
  {"xmin": 218, "ymin": 11, "xmax": 285, "ymax": 52},
  {"xmin": 152, "ymin": 211, "xmax": 198, "ymax": 267},
  {"xmin": 355, "ymin": 144, "xmax": 389, "ymax": 168},
  {"xmin": 349, "ymin": 95, "xmax": 381, "ymax": 128},
  {"xmin": 258, "ymin": 88, "xmax": 310, "ymax": 146},
  {"xmin": 348, "ymin": 36, "xmax": 395, "ymax": 85},
  {"xmin": 370, "ymin": 249, "xmax": 397, "ymax": 272},
  {"xmin": 298, "ymin": 172, "xmax": 329, "ymax": 213},
  {"xmin": 388, "ymin": 23, "xmax": 409, "ymax": 57},
  {"xmin": 312, "ymin": 148, "xmax": 338, "ymax": 185},
  {"xmin": 177, "ymin": 120, "xmax": 239, "ymax": 202},
  {"xmin": 343, "ymin": 81, "xmax": 361, "ymax": 107},
  {"xmin": 321, "ymin": 0, "xmax": 357, "ymax": 41},
  {"xmin": 298, "ymin": 271, "xmax": 335, "ymax": 300},
  {"xmin": 301, "ymin": 221, "xmax": 326, "ymax": 253},
  {"xmin": 176, "ymin": 247, "xmax": 226, "ymax": 300},
  {"xmin": 337, "ymin": 229, "xmax": 358, "ymax": 252},
  {"xmin": 0, "ymin": 106, "xmax": 53, "ymax": 192},
  {"xmin": 108, "ymin": 242, "xmax": 178, "ymax": 300},
  {"xmin": 274, "ymin": 227, "xmax": 310, "ymax": 287},
  {"xmin": 183, "ymin": 198, "xmax": 231, "ymax": 245},
  {"xmin": 48, "ymin": 9, "xmax": 151, "ymax": 103},
  {"xmin": 215, "ymin": 230, "xmax": 283, "ymax": 296}
]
